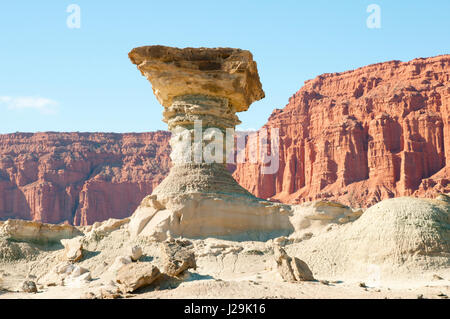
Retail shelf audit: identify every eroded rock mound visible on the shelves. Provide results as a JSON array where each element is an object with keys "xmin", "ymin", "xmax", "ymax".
[
  {"xmin": 161, "ymin": 239, "xmax": 196, "ymax": 277},
  {"xmin": 289, "ymin": 195, "xmax": 450, "ymax": 280},
  {"xmin": 0, "ymin": 239, "xmax": 38, "ymax": 261}
]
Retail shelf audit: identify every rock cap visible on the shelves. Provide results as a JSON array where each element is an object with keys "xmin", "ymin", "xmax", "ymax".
[{"xmin": 128, "ymin": 45, "xmax": 265, "ymax": 112}]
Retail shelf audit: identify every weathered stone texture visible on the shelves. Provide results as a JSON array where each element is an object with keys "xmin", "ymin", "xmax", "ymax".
[{"xmin": 234, "ymin": 55, "xmax": 450, "ymax": 207}]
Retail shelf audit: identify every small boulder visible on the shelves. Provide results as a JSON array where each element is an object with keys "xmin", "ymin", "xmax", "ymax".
[
  {"xmin": 130, "ymin": 245, "xmax": 143, "ymax": 262},
  {"xmin": 432, "ymin": 274, "xmax": 444, "ymax": 281},
  {"xmin": 61, "ymin": 237, "xmax": 83, "ymax": 262},
  {"xmin": 40, "ymin": 262, "xmax": 90, "ymax": 287},
  {"xmin": 109, "ymin": 256, "xmax": 132, "ymax": 274},
  {"xmin": 115, "ymin": 262, "xmax": 161, "ymax": 293},
  {"xmin": 95, "ymin": 218, "xmax": 130, "ymax": 234},
  {"xmin": 161, "ymin": 239, "xmax": 196, "ymax": 277},
  {"xmin": 128, "ymin": 203, "xmax": 159, "ymax": 238},
  {"xmin": 22, "ymin": 280, "xmax": 38, "ymax": 293},
  {"xmin": 274, "ymin": 236, "xmax": 288, "ymax": 246},
  {"xmin": 274, "ymin": 246, "xmax": 314, "ymax": 282},
  {"xmin": 55, "ymin": 262, "xmax": 76, "ymax": 275}
]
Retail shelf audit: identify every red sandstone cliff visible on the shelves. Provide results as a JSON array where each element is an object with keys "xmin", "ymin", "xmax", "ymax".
[
  {"xmin": 0, "ymin": 132, "xmax": 171, "ymax": 225},
  {"xmin": 233, "ymin": 55, "xmax": 450, "ymax": 207}
]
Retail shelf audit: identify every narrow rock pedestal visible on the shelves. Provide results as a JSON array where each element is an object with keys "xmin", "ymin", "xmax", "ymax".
[
  {"xmin": 154, "ymin": 94, "xmax": 253, "ymax": 200},
  {"xmin": 128, "ymin": 45, "xmax": 294, "ymax": 240}
]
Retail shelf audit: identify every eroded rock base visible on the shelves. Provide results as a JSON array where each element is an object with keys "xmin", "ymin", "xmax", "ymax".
[{"xmin": 129, "ymin": 192, "xmax": 294, "ymax": 241}]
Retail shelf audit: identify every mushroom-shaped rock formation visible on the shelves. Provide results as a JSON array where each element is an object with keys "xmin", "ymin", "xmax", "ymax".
[
  {"xmin": 128, "ymin": 46, "xmax": 265, "ymax": 112},
  {"xmin": 128, "ymin": 45, "xmax": 294, "ymax": 240}
]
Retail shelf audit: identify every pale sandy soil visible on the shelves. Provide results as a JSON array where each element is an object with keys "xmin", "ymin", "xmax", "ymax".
[
  {"xmin": 1, "ymin": 272, "xmax": 449, "ymax": 299},
  {"xmin": 0, "ymin": 197, "xmax": 448, "ymax": 299}
]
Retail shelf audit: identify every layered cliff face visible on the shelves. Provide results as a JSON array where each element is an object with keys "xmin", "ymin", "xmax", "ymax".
[
  {"xmin": 233, "ymin": 55, "xmax": 450, "ymax": 207},
  {"xmin": 0, "ymin": 132, "xmax": 171, "ymax": 225}
]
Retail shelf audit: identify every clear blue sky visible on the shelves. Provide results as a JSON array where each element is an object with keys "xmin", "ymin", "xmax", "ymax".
[{"xmin": 0, "ymin": 1, "xmax": 449, "ymax": 133}]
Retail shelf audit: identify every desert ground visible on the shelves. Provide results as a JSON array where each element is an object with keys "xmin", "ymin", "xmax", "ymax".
[{"xmin": 0, "ymin": 196, "xmax": 449, "ymax": 300}]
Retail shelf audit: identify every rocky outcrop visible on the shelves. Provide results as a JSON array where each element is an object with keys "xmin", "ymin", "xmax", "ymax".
[
  {"xmin": 129, "ymin": 45, "xmax": 265, "ymax": 201},
  {"xmin": 0, "ymin": 219, "xmax": 82, "ymax": 243},
  {"xmin": 160, "ymin": 239, "xmax": 196, "ymax": 277},
  {"xmin": 61, "ymin": 237, "xmax": 83, "ymax": 262},
  {"xmin": 1, "ymin": 55, "xmax": 448, "ymax": 225},
  {"xmin": 0, "ymin": 132, "xmax": 171, "ymax": 225},
  {"xmin": 128, "ymin": 45, "xmax": 301, "ymax": 241},
  {"xmin": 233, "ymin": 55, "xmax": 450, "ymax": 207},
  {"xmin": 21, "ymin": 281, "xmax": 37, "ymax": 293},
  {"xmin": 115, "ymin": 262, "xmax": 161, "ymax": 293},
  {"xmin": 128, "ymin": 45, "xmax": 265, "ymax": 112},
  {"xmin": 274, "ymin": 246, "xmax": 315, "ymax": 282}
]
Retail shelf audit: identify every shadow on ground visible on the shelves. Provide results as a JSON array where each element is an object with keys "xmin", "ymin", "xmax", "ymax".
[{"xmin": 135, "ymin": 272, "xmax": 216, "ymax": 294}]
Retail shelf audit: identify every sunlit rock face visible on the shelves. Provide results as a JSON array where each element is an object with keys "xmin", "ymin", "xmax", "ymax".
[{"xmin": 233, "ymin": 54, "xmax": 450, "ymax": 208}]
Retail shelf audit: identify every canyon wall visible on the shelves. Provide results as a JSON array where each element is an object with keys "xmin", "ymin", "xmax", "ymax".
[
  {"xmin": 0, "ymin": 132, "xmax": 171, "ymax": 225},
  {"xmin": 233, "ymin": 55, "xmax": 450, "ymax": 207}
]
